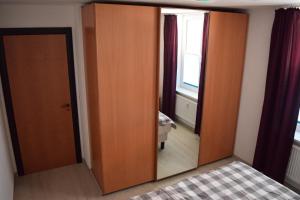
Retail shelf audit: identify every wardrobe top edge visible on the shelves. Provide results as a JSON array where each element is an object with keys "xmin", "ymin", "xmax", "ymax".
[{"xmin": 82, "ymin": 1, "xmax": 247, "ymax": 14}]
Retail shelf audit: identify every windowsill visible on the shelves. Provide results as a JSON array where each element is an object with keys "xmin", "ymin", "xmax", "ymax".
[{"xmin": 176, "ymin": 87, "xmax": 198, "ymax": 102}]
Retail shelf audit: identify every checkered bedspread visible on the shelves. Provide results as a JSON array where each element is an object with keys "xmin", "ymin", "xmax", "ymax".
[{"xmin": 130, "ymin": 161, "xmax": 300, "ymax": 200}]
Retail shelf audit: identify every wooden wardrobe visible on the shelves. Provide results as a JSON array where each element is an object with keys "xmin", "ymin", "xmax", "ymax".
[
  {"xmin": 82, "ymin": 3, "xmax": 248, "ymax": 194},
  {"xmin": 198, "ymin": 12, "xmax": 248, "ymax": 165},
  {"xmin": 82, "ymin": 3, "xmax": 159, "ymax": 193}
]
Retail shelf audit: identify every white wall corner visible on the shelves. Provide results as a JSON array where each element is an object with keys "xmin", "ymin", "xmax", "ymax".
[
  {"xmin": 72, "ymin": 3, "xmax": 92, "ymax": 169},
  {"xmin": 234, "ymin": 7, "xmax": 275, "ymax": 164},
  {"xmin": 0, "ymin": 76, "xmax": 15, "ymax": 200}
]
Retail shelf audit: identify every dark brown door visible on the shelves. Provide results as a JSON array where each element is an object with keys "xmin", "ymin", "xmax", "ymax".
[{"xmin": 1, "ymin": 30, "xmax": 81, "ymax": 175}]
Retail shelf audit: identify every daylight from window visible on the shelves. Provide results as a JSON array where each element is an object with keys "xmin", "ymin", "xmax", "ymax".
[
  {"xmin": 295, "ymin": 111, "xmax": 300, "ymax": 142},
  {"xmin": 177, "ymin": 14, "xmax": 204, "ymax": 94},
  {"xmin": 182, "ymin": 18, "xmax": 203, "ymax": 88}
]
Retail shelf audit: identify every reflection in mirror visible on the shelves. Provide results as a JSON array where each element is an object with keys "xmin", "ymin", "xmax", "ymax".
[{"xmin": 157, "ymin": 8, "xmax": 208, "ymax": 180}]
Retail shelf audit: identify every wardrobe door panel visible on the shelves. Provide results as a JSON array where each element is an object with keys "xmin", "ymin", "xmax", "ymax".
[
  {"xmin": 199, "ymin": 12, "xmax": 248, "ymax": 165},
  {"xmin": 95, "ymin": 4, "xmax": 159, "ymax": 193}
]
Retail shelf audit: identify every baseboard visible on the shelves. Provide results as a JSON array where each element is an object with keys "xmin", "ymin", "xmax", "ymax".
[
  {"xmin": 175, "ymin": 115, "xmax": 195, "ymax": 130},
  {"xmin": 232, "ymin": 155, "xmax": 252, "ymax": 166}
]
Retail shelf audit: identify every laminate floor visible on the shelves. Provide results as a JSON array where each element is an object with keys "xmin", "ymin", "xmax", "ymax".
[
  {"xmin": 157, "ymin": 122, "xmax": 200, "ymax": 179},
  {"xmin": 14, "ymin": 157, "xmax": 237, "ymax": 200}
]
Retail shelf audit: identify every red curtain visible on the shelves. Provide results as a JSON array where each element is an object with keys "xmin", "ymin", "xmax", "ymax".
[
  {"xmin": 253, "ymin": 8, "xmax": 300, "ymax": 183},
  {"xmin": 195, "ymin": 13, "xmax": 210, "ymax": 134},
  {"xmin": 162, "ymin": 15, "xmax": 178, "ymax": 120}
]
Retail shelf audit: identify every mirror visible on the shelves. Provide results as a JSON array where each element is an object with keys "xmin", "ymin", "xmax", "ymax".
[{"xmin": 157, "ymin": 8, "xmax": 206, "ymax": 179}]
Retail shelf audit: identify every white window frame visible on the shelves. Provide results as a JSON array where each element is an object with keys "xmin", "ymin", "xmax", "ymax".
[
  {"xmin": 295, "ymin": 111, "xmax": 300, "ymax": 142},
  {"xmin": 177, "ymin": 14, "xmax": 204, "ymax": 95}
]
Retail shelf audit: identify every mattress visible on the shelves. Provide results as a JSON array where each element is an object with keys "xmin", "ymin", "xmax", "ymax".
[{"xmin": 130, "ymin": 161, "xmax": 300, "ymax": 200}]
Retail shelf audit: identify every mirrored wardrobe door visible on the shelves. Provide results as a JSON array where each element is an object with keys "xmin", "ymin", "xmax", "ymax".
[{"xmin": 157, "ymin": 8, "xmax": 208, "ymax": 180}]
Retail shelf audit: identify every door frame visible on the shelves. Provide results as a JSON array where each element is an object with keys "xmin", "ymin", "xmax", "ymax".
[{"xmin": 0, "ymin": 27, "xmax": 82, "ymax": 176}]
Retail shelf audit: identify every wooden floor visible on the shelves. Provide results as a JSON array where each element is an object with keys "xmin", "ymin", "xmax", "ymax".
[
  {"xmin": 157, "ymin": 122, "xmax": 200, "ymax": 179},
  {"xmin": 14, "ymin": 157, "xmax": 237, "ymax": 200}
]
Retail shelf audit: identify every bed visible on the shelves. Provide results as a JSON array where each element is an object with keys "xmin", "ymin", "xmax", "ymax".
[
  {"xmin": 130, "ymin": 161, "xmax": 300, "ymax": 199},
  {"xmin": 158, "ymin": 112, "xmax": 176, "ymax": 149}
]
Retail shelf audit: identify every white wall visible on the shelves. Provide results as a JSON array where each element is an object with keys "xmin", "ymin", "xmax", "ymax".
[
  {"xmin": 234, "ymin": 7, "xmax": 275, "ymax": 164},
  {"xmin": 0, "ymin": 3, "xmax": 92, "ymax": 169},
  {"xmin": 0, "ymin": 78, "xmax": 14, "ymax": 200}
]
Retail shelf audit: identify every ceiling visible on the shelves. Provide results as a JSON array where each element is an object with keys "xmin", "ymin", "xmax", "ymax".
[{"xmin": 0, "ymin": 0, "xmax": 299, "ymax": 8}]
